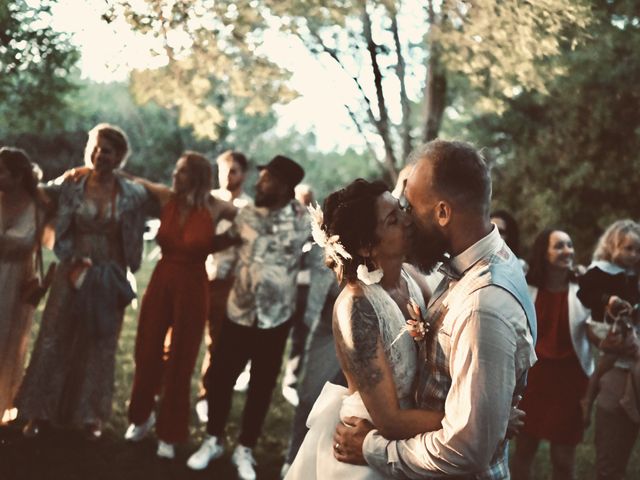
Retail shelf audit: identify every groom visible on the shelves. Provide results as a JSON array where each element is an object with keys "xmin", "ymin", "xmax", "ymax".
[{"xmin": 334, "ymin": 140, "xmax": 537, "ymax": 478}]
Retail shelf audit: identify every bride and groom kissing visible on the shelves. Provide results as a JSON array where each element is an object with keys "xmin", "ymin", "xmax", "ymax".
[{"xmin": 285, "ymin": 140, "xmax": 537, "ymax": 479}]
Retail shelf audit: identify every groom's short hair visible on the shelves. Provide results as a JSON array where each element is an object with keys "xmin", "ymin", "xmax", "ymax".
[{"xmin": 409, "ymin": 140, "xmax": 491, "ymax": 214}]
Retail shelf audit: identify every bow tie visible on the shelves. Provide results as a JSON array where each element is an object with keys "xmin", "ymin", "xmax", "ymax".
[{"xmin": 437, "ymin": 259, "xmax": 462, "ymax": 281}]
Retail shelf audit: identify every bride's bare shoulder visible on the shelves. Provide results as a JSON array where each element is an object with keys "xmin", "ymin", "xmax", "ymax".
[{"xmin": 333, "ymin": 284, "xmax": 378, "ymax": 341}]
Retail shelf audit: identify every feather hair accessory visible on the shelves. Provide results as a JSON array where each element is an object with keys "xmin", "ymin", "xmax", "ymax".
[{"xmin": 307, "ymin": 203, "xmax": 352, "ymax": 267}]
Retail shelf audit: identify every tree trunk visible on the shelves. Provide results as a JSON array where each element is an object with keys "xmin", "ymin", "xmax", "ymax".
[
  {"xmin": 362, "ymin": 5, "xmax": 398, "ymax": 183},
  {"xmin": 422, "ymin": 1, "xmax": 447, "ymax": 143},
  {"xmin": 390, "ymin": 11, "xmax": 412, "ymax": 163},
  {"xmin": 422, "ymin": 42, "xmax": 447, "ymax": 143}
]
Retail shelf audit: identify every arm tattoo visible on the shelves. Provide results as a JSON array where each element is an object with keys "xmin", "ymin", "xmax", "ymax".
[{"xmin": 337, "ymin": 296, "xmax": 383, "ymax": 392}]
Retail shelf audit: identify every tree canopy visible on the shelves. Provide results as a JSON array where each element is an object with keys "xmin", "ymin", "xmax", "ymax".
[
  {"xmin": 2, "ymin": 0, "xmax": 637, "ymax": 260},
  {"xmin": 0, "ymin": 0, "xmax": 79, "ymax": 133},
  {"xmin": 112, "ymin": 0, "xmax": 593, "ymax": 182},
  {"xmin": 472, "ymin": 0, "xmax": 640, "ymax": 260}
]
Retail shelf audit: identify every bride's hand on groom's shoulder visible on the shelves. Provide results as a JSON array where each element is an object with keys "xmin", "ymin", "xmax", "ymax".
[{"xmin": 333, "ymin": 416, "xmax": 374, "ymax": 465}]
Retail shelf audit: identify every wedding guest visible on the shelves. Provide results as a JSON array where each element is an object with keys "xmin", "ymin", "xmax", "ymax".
[
  {"xmin": 0, "ymin": 148, "xmax": 47, "ymax": 423},
  {"xmin": 491, "ymin": 209, "xmax": 528, "ymax": 273},
  {"xmin": 282, "ymin": 183, "xmax": 315, "ymax": 407},
  {"xmin": 512, "ymin": 228, "xmax": 594, "ymax": 480},
  {"xmin": 123, "ymin": 152, "xmax": 236, "ymax": 459},
  {"xmin": 196, "ymin": 150, "xmax": 252, "ymax": 423},
  {"xmin": 186, "ymin": 155, "xmax": 308, "ymax": 480},
  {"xmin": 16, "ymin": 123, "xmax": 154, "ymax": 439},
  {"xmin": 491, "ymin": 209, "xmax": 521, "ymax": 257}
]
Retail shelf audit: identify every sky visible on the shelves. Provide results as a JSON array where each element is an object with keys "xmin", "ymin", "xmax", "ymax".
[{"xmin": 46, "ymin": 0, "xmax": 367, "ymax": 152}]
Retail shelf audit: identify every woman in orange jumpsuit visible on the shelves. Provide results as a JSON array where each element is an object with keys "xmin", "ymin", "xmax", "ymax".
[{"xmin": 123, "ymin": 152, "xmax": 236, "ymax": 458}]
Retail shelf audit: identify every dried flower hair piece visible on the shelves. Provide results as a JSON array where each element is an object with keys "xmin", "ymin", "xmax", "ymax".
[{"xmin": 308, "ymin": 203, "xmax": 352, "ymax": 267}]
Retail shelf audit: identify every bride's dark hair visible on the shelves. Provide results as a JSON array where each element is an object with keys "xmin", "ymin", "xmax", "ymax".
[{"xmin": 322, "ymin": 178, "xmax": 388, "ymax": 281}]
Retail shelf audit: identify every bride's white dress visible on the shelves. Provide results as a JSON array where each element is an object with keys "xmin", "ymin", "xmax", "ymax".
[{"xmin": 285, "ymin": 268, "xmax": 425, "ymax": 480}]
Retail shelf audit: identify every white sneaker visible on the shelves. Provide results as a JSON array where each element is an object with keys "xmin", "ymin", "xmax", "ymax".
[
  {"xmin": 281, "ymin": 386, "xmax": 299, "ymax": 407},
  {"xmin": 156, "ymin": 440, "xmax": 175, "ymax": 459},
  {"xmin": 234, "ymin": 369, "xmax": 251, "ymax": 392},
  {"xmin": 195, "ymin": 398, "xmax": 208, "ymax": 423},
  {"xmin": 124, "ymin": 412, "xmax": 156, "ymax": 441},
  {"xmin": 186, "ymin": 435, "xmax": 224, "ymax": 470},
  {"xmin": 232, "ymin": 445, "xmax": 257, "ymax": 480},
  {"xmin": 280, "ymin": 462, "xmax": 290, "ymax": 479}
]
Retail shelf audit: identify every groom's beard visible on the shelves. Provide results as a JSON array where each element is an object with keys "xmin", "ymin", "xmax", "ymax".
[{"xmin": 408, "ymin": 223, "xmax": 448, "ymax": 273}]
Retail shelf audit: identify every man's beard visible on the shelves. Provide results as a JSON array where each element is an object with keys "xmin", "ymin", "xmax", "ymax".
[
  {"xmin": 407, "ymin": 224, "xmax": 448, "ymax": 273},
  {"xmin": 254, "ymin": 190, "xmax": 279, "ymax": 207}
]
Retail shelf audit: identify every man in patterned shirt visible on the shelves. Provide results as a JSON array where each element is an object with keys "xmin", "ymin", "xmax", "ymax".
[
  {"xmin": 187, "ymin": 155, "xmax": 308, "ymax": 480},
  {"xmin": 334, "ymin": 140, "xmax": 537, "ymax": 479}
]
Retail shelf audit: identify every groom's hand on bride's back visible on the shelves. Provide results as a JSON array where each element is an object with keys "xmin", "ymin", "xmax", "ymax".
[
  {"xmin": 506, "ymin": 395, "xmax": 525, "ymax": 439},
  {"xmin": 333, "ymin": 416, "xmax": 374, "ymax": 465}
]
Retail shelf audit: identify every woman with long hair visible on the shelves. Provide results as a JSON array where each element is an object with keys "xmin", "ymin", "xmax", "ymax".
[
  {"xmin": 16, "ymin": 124, "xmax": 153, "ymax": 439},
  {"xmin": 512, "ymin": 228, "xmax": 593, "ymax": 480},
  {"xmin": 122, "ymin": 152, "xmax": 236, "ymax": 459},
  {"xmin": 0, "ymin": 147, "xmax": 46, "ymax": 423}
]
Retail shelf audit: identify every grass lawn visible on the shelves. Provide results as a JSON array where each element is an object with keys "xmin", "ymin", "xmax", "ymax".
[{"xmin": 1, "ymin": 252, "xmax": 639, "ymax": 479}]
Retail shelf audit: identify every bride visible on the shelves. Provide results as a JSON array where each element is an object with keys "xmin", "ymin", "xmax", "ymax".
[{"xmin": 285, "ymin": 179, "xmax": 444, "ymax": 479}]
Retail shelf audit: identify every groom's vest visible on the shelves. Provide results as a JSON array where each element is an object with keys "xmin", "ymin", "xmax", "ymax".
[
  {"xmin": 419, "ymin": 244, "xmax": 537, "ymax": 479},
  {"xmin": 468, "ymin": 251, "xmax": 537, "ymax": 400},
  {"xmin": 488, "ymin": 255, "xmax": 537, "ymax": 343}
]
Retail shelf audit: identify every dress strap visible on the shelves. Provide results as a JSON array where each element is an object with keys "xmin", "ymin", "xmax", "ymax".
[{"xmin": 402, "ymin": 267, "xmax": 427, "ymax": 317}]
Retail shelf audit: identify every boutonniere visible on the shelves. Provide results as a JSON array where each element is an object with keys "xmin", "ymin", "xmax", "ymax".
[
  {"xmin": 391, "ymin": 298, "xmax": 429, "ymax": 346},
  {"xmin": 405, "ymin": 298, "xmax": 428, "ymax": 341}
]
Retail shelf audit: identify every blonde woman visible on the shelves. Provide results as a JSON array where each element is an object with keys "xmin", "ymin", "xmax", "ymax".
[
  {"xmin": 17, "ymin": 124, "xmax": 153, "ymax": 439},
  {"xmin": 577, "ymin": 219, "xmax": 640, "ymax": 479},
  {"xmin": 122, "ymin": 152, "xmax": 236, "ymax": 459}
]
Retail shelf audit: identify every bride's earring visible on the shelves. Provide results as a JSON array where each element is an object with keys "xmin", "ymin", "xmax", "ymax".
[{"xmin": 356, "ymin": 256, "xmax": 384, "ymax": 285}]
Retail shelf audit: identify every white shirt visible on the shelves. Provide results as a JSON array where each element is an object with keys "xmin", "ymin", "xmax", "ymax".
[{"xmin": 205, "ymin": 189, "xmax": 252, "ymax": 281}]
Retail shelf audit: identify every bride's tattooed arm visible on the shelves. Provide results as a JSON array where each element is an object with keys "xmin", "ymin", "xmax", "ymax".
[
  {"xmin": 335, "ymin": 295, "xmax": 384, "ymax": 392},
  {"xmin": 334, "ymin": 291, "xmax": 444, "ymax": 441}
]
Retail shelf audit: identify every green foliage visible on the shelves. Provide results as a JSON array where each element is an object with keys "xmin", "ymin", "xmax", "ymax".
[
  {"xmin": 110, "ymin": 0, "xmax": 594, "ymax": 180},
  {"xmin": 440, "ymin": 0, "xmax": 592, "ymax": 114},
  {"xmin": 114, "ymin": 0, "xmax": 297, "ymax": 141},
  {"xmin": 0, "ymin": 0, "xmax": 79, "ymax": 133},
  {"xmin": 469, "ymin": 0, "xmax": 640, "ymax": 262}
]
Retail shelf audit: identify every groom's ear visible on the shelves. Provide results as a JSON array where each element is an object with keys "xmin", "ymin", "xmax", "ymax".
[{"xmin": 435, "ymin": 201, "xmax": 452, "ymax": 227}]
